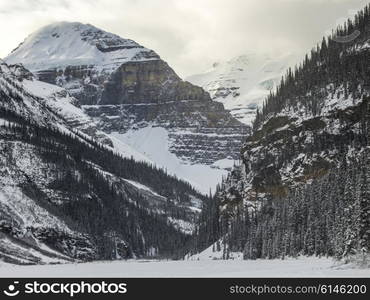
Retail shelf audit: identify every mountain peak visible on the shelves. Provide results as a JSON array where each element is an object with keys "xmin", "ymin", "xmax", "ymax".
[
  {"xmin": 5, "ymin": 21, "xmax": 159, "ymax": 71},
  {"xmin": 29, "ymin": 21, "xmax": 141, "ymax": 49},
  {"xmin": 187, "ymin": 51, "xmax": 298, "ymax": 125}
]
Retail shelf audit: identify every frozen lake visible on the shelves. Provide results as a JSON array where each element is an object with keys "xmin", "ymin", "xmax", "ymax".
[{"xmin": 0, "ymin": 257, "xmax": 369, "ymax": 277}]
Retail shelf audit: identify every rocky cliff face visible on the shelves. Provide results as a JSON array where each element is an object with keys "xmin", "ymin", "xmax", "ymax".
[
  {"xmin": 82, "ymin": 98, "xmax": 246, "ymax": 165},
  {"xmin": 5, "ymin": 22, "xmax": 248, "ymax": 192},
  {"xmin": 101, "ymin": 60, "xmax": 211, "ymax": 105}
]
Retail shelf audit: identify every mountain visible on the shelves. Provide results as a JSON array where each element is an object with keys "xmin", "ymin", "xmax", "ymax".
[
  {"xmin": 5, "ymin": 22, "xmax": 249, "ymax": 193},
  {"xmin": 187, "ymin": 52, "xmax": 298, "ymax": 125},
  {"xmin": 192, "ymin": 4, "xmax": 370, "ymax": 261},
  {"xmin": 0, "ymin": 59, "xmax": 208, "ymax": 264}
]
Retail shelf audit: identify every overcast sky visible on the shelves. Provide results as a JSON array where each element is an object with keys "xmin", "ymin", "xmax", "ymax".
[{"xmin": 0, "ymin": 0, "xmax": 368, "ymax": 77}]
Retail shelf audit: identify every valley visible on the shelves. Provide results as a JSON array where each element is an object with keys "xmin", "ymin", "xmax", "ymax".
[{"xmin": 0, "ymin": 2, "xmax": 369, "ymax": 271}]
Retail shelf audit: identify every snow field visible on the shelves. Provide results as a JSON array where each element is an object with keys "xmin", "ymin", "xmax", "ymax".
[{"xmin": 0, "ymin": 257, "xmax": 369, "ymax": 277}]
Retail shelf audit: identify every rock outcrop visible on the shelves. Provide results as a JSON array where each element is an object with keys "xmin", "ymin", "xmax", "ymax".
[{"xmin": 101, "ymin": 60, "xmax": 211, "ymax": 105}]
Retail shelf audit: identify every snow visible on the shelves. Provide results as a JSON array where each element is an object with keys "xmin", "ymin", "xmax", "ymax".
[
  {"xmin": 22, "ymin": 78, "xmax": 61, "ymax": 97},
  {"xmin": 0, "ymin": 185, "xmax": 68, "ymax": 231},
  {"xmin": 0, "ymin": 118, "xmax": 16, "ymax": 127},
  {"xmin": 0, "ymin": 141, "xmax": 82, "ymax": 264},
  {"xmin": 262, "ymin": 85, "xmax": 368, "ymax": 135},
  {"xmin": 167, "ymin": 218, "xmax": 194, "ymax": 235},
  {"xmin": 187, "ymin": 52, "xmax": 299, "ymax": 125},
  {"xmin": 5, "ymin": 22, "xmax": 157, "ymax": 73},
  {"xmin": 110, "ymin": 127, "xmax": 229, "ymax": 194},
  {"xmin": 321, "ymin": 86, "xmax": 363, "ymax": 115},
  {"xmin": 22, "ymin": 79, "xmax": 90, "ymax": 123},
  {"xmin": 212, "ymin": 158, "xmax": 236, "ymax": 170},
  {"xmin": 0, "ymin": 237, "xmax": 67, "ymax": 265},
  {"xmin": 0, "ymin": 143, "xmax": 73, "ymax": 233},
  {"xmin": 0, "ymin": 257, "xmax": 368, "ymax": 277},
  {"xmin": 107, "ymin": 134, "xmax": 152, "ymax": 163},
  {"xmin": 187, "ymin": 240, "xmax": 243, "ymax": 260},
  {"xmin": 123, "ymin": 179, "xmax": 165, "ymax": 199}
]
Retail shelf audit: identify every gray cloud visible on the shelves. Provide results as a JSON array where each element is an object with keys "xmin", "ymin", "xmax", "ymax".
[{"xmin": 0, "ymin": 0, "xmax": 368, "ymax": 77}]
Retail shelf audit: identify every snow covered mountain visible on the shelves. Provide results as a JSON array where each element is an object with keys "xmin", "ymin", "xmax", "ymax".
[
  {"xmin": 6, "ymin": 22, "xmax": 159, "ymax": 105},
  {"xmin": 0, "ymin": 59, "xmax": 209, "ymax": 264},
  {"xmin": 187, "ymin": 52, "xmax": 298, "ymax": 125},
  {"xmin": 6, "ymin": 22, "xmax": 157, "ymax": 74},
  {"xmin": 5, "ymin": 22, "xmax": 248, "ymax": 193},
  {"xmin": 193, "ymin": 5, "xmax": 370, "ymax": 261}
]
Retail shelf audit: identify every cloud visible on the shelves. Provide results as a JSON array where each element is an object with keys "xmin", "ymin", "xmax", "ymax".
[{"xmin": 0, "ymin": 0, "xmax": 368, "ymax": 77}]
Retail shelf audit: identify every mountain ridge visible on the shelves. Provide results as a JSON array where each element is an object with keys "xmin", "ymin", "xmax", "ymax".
[
  {"xmin": 192, "ymin": 4, "xmax": 370, "ymax": 261},
  {"xmin": 5, "ymin": 21, "xmax": 249, "ymax": 193},
  {"xmin": 187, "ymin": 52, "xmax": 298, "ymax": 125}
]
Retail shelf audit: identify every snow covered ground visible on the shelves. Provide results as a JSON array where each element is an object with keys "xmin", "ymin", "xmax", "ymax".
[
  {"xmin": 0, "ymin": 258, "xmax": 369, "ymax": 277},
  {"xmin": 110, "ymin": 127, "xmax": 230, "ymax": 194}
]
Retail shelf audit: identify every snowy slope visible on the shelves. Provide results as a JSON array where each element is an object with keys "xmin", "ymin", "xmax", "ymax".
[
  {"xmin": 187, "ymin": 238, "xmax": 243, "ymax": 260},
  {"xmin": 0, "ymin": 68, "xmax": 98, "ymax": 263},
  {"xmin": 18, "ymin": 79, "xmax": 206, "ymax": 225},
  {"xmin": 110, "ymin": 127, "xmax": 231, "ymax": 194},
  {"xmin": 19, "ymin": 79, "xmax": 151, "ymax": 163},
  {"xmin": 18, "ymin": 76, "xmax": 233, "ymax": 194},
  {"xmin": 13, "ymin": 77, "xmax": 231, "ymax": 193},
  {"xmin": 0, "ymin": 140, "xmax": 95, "ymax": 264},
  {"xmin": 5, "ymin": 22, "xmax": 158, "ymax": 73},
  {"xmin": 187, "ymin": 52, "xmax": 298, "ymax": 125},
  {"xmin": 0, "ymin": 60, "xmax": 209, "ymax": 263},
  {"xmin": 8, "ymin": 72, "xmax": 228, "ymax": 194}
]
